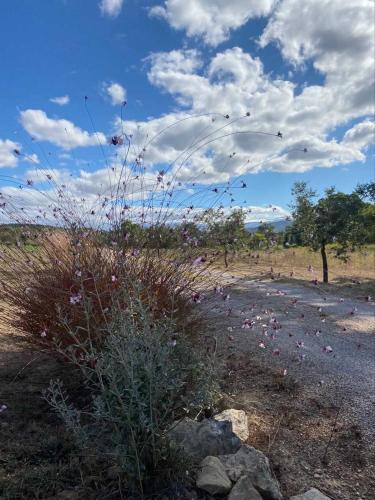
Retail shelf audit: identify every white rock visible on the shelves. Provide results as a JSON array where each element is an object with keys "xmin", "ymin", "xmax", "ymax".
[
  {"xmin": 168, "ymin": 417, "xmax": 241, "ymax": 461},
  {"xmin": 219, "ymin": 445, "xmax": 282, "ymax": 500},
  {"xmin": 196, "ymin": 456, "xmax": 232, "ymax": 495},
  {"xmin": 215, "ymin": 409, "xmax": 249, "ymax": 441},
  {"xmin": 290, "ymin": 488, "xmax": 332, "ymax": 500},
  {"xmin": 228, "ymin": 475, "xmax": 262, "ymax": 499}
]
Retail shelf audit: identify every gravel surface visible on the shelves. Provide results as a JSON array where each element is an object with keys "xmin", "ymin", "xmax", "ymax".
[{"xmin": 203, "ymin": 277, "xmax": 375, "ymax": 498}]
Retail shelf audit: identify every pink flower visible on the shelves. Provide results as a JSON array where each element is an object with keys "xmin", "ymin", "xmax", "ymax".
[
  {"xmin": 108, "ymin": 135, "xmax": 123, "ymax": 146},
  {"xmin": 259, "ymin": 342, "xmax": 266, "ymax": 349},
  {"xmin": 242, "ymin": 319, "xmax": 253, "ymax": 329},
  {"xmin": 70, "ymin": 293, "xmax": 82, "ymax": 305},
  {"xmin": 193, "ymin": 256, "xmax": 205, "ymax": 266},
  {"xmin": 111, "ymin": 275, "xmax": 117, "ymax": 283},
  {"xmin": 40, "ymin": 330, "xmax": 47, "ymax": 338}
]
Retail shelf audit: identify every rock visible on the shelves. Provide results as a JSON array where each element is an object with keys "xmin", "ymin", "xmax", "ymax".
[
  {"xmin": 290, "ymin": 488, "xmax": 332, "ymax": 500},
  {"xmin": 196, "ymin": 456, "xmax": 232, "ymax": 495},
  {"xmin": 215, "ymin": 409, "xmax": 249, "ymax": 441},
  {"xmin": 219, "ymin": 445, "xmax": 282, "ymax": 500},
  {"xmin": 228, "ymin": 475, "xmax": 262, "ymax": 499},
  {"xmin": 168, "ymin": 417, "xmax": 241, "ymax": 462}
]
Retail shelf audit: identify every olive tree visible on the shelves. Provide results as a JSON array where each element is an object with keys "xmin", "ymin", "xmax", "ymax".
[
  {"xmin": 201, "ymin": 208, "xmax": 247, "ymax": 267},
  {"xmin": 291, "ymin": 182, "xmax": 365, "ymax": 283}
]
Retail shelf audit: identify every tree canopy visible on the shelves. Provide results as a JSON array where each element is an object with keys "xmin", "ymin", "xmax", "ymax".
[{"xmin": 291, "ymin": 182, "xmax": 368, "ymax": 282}]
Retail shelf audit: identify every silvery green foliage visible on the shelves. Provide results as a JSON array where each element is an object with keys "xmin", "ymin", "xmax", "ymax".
[{"xmin": 44, "ymin": 292, "xmax": 217, "ymax": 495}]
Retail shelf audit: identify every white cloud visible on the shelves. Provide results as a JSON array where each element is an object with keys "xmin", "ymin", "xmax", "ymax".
[
  {"xmin": 259, "ymin": 0, "xmax": 374, "ymax": 120},
  {"xmin": 24, "ymin": 153, "xmax": 40, "ymax": 164},
  {"xmin": 99, "ymin": 0, "xmax": 123, "ymax": 17},
  {"xmin": 104, "ymin": 82, "xmax": 127, "ymax": 105},
  {"xmin": 342, "ymin": 120, "xmax": 375, "ymax": 149},
  {"xmin": 50, "ymin": 95, "xmax": 70, "ymax": 106},
  {"xmin": 20, "ymin": 109, "xmax": 106, "ymax": 150},
  {"xmin": 0, "ymin": 162, "xmax": 290, "ymax": 226},
  {"xmin": 150, "ymin": 0, "xmax": 276, "ymax": 46},
  {"xmin": 140, "ymin": 0, "xmax": 375, "ymax": 180},
  {"xmin": 0, "ymin": 139, "xmax": 20, "ymax": 168},
  {"xmin": 111, "ymin": 24, "xmax": 373, "ymax": 183}
]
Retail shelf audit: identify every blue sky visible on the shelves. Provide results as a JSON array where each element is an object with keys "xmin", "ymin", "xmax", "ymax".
[{"xmin": 0, "ymin": 0, "xmax": 374, "ymax": 223}]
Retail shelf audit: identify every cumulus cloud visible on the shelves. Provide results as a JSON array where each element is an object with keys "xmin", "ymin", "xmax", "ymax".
[
  {"xmin": 50, "ymin": 95, "xmax": 70, "ymax": 106},
  {"xmin": 0, "ymin": 139, "xmax": 20, "ymax": 168},
  {"xmin": 104, "ymin": 82, "xmax": 127, "ymax": 105},
  {"xmin": 259, "ymin": 0, "xmax": 374, "ymax": 119},
  {"xmin": 342, "ymin": 120, "xmax": 375, "ymax": 149},
  {"xmin": 20, "ymin": 109, "xmax": 106, "ymax": 150},
  {"xmin": 150, "ymin": 0, "xmax": 276, "ymax": 46},
  {"xmin": 0, "ymin": 162, "xmax": 290, "ymax": 226},
  {"xmin": 99, "ymin": 0, "xmax": 123, "ymax": 17},
  {"xmin": 132, "ymin": 0, "xmax": 375, "ymax": 182}
]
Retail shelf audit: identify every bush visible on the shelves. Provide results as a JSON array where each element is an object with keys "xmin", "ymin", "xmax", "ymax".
[
  {"xmin": 0, "ymin": 228, "xmax": 211, "ymax": 350},
  {"xmin": 44, "ymin": 290, "xmax": 217, "ymax": 497}
]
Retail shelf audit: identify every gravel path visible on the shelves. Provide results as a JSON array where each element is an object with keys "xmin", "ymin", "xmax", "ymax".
[
  {"xmin": 206, "ymin": 277, "xmax": 375, "ymax": 451},
  {"xmin": 202, "ymin": 277, "xmax": 375, "ymax": 498}
]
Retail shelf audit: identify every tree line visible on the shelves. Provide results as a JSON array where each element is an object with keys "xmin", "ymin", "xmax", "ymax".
[{"xmin": 113, "ymin": 182, "xmax": 375, "ymax": 283}]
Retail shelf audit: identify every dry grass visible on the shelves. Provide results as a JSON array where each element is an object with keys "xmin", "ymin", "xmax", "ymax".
[
  {"xmin": 213, "ymin": 245, "xmax": 375, "ymax": 295},
  {"xmin": 0, "ymin": 231, "xmax": 214, "ymax": 352}
]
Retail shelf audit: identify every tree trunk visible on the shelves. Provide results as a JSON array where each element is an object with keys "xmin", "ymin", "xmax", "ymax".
[
  {"xmin": 321, "ymin": 241, "xmax": 328, "ymax": 283},
  {"xmin": 224, "ymin": 249, "xmax": 228, "ymax": 268}
]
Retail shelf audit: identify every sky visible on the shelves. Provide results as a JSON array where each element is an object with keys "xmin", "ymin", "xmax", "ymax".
[{"xmin": 0, "ymin": 0, "xmax": 374, "ymax": 224}]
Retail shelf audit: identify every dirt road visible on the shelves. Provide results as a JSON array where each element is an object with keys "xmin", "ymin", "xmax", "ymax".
[{"xmin": 204, "ymin": 277, "xmax": 375, "ymax": 499}]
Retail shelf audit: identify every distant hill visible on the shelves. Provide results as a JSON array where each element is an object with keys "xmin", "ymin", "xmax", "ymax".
[{"xmin": 245, "ymin": 218, "xmax": 292, "ymax": 233}]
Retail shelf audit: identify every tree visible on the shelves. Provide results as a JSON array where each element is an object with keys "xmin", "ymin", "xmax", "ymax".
[
  {"xmin": 355, "ymin": 182, "xmax": 375, "ymax": 243},
  {"xmin": 283, "ymin": 224, "xmax": 303, "ymax": 247},
  {"xmin": 291, "ymin": 182, "xmax": 365, "ymax": 283},
  {"xmin": 257, "ymin": 222, "xmax": 277, "ymax": 248},
  {"xmin": 119, "ymin": 220, "xmax": 146, "ymax": 247},
  {"xmin": 355, "ymin": 182, "xmax": 375, "ymax": 202},
  {"xmin": 201, "ymin": 208, "xmax": 247, "ymax": 267}
]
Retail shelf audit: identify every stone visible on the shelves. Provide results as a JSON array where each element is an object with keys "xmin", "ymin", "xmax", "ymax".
[
  {"xmin": 196, "ymin": 456, "xmax": 232, "ymax": 495},
  {"xmin": 290, "ymin": 488, "xmax": 332, "ymax": 500},
  {"xmin": 215, "ymin": 409, "xmax": 249, "ymax": 441},
  {"xmin": 228, "ymin": 475, "xmax": 262, "ymax": 499},
  {"xmin": 219, "ymin": 445, "xmax": 282, "ymax": 500},
  {"xmin": 168, "ymin": 417, "xmax": 241, "ymax": 462}
]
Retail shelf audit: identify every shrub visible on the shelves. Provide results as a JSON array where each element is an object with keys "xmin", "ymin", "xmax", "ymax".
[
  {"xmin": 44, "ymin": 289, "xmax": 217, "ymax": 497},
  {"xmin": 0, "ymin": 228, "xmax": 211, "ymax": 350}
]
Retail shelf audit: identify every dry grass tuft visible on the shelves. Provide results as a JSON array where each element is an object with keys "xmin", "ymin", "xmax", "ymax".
[{"xmin": 0, "ymin": 229, "xmax": 212, "ymax": 351}]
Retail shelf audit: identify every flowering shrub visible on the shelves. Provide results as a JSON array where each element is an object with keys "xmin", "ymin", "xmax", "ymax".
[
  {"xmin": 0, "ymin": 229, "xmax": 210, "ymax": 350},
  {"xmin": 44, "ymin": 292, "xmax": 217, "ymax": 497}
]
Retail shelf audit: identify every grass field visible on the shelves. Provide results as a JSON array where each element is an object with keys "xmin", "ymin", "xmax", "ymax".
[
  {"xmin": 213, "ymin": 245, "xmax": 375, "ymax": 298},
  {"xmin": 220, "ymin": 245, "xmax": 375, "ymax": 280}
]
